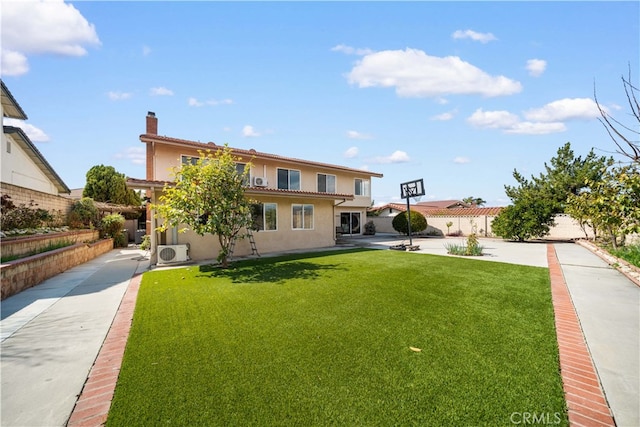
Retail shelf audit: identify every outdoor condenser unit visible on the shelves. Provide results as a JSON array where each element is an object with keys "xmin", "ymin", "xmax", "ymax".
[
  {"xmin": 157, "ymin": 244, "xmax": 189, "ymax": 263},
  {"xmin": 253, "ymin": 176, "xmax": 268, "ymax": 187}
]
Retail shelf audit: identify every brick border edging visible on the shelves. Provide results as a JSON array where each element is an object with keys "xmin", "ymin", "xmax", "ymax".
[
  {"xmin": 65, "ymin": 273, "xmax": 142, "ymax": 427},
  {"xmin": 547, "ymin": 244, "xmax": 616, "ymax": 427}
]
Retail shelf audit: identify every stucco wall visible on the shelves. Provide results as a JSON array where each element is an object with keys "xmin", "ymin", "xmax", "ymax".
[
  {"xmin": 369, "ymin": 213, "xmax": 595, "ymax": 240},
  {"xmin": 156, "ymin": 196, "xmax": 338, "ymax": 262}
]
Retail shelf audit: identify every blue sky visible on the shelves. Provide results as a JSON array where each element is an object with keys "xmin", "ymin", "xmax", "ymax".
[{"xmin": 2, "ymin": 1, "xmax": 638, "ymax": 206}]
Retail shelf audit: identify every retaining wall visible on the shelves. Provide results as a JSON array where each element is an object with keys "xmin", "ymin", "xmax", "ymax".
[
  {"xmin": 1, "ymin": 238, "xmax": 113, "ymax": 300},
  {"xmin": 1, "ymin": 230, "xmax": 99, "ymax": 259}
]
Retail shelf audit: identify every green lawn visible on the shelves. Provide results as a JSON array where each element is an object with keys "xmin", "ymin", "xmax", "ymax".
[{"xmin": 107, "ymin": 249, "xmax": 567, "ymax": 426}]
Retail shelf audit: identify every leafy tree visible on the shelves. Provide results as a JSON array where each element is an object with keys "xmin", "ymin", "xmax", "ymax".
[
  {"xmin": 462, "ymin": 196, "xmax": 486, "ymax": 206},
  {"xmin": 392, "ymin": 210, "xmax": 427, "ymax": 235},
  {"xmin": 83, "ymin": 165, "xmax": 141, "ymax": 205},
  {"xmin": 493, "ymin": 142, "xmax": 610, "ymax": 241},
  {"xmin": 567, "ymin": 163, "xmax": 640, "ymax": 248},
  {"xmin": 153, "ymin": 145, "xmax": 254, "ymax": 268}
]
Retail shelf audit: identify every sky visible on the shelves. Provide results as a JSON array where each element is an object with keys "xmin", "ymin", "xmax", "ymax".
[{"xmin": 2, "ymin": 1, "xmax": 638, "ymax": 207}]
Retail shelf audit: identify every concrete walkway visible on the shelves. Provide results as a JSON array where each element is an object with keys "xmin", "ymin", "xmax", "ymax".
[
  {"xmin": 1, "ymin": 237, "xmax": 638, "ymax": 426},
  {"xmin": 1, "ymin": 247, "xmax": 148, "ymax": 427}
]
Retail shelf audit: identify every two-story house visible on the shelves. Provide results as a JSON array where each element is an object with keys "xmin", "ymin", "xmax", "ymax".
[{"xmin": 128, "ymin": 112, "xmax": 383, "ymax": 264}]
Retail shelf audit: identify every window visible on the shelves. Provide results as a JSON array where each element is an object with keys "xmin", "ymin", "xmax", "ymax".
[
  {"xmin": 317, "ymin": 173, "xmax": 336, "ymax": 193},
  {"xmin": 354, "ymin": 178, "xmax": 370, "ymax": 196},
  {"xmin": 251, "ymin": 203, "xmax": 277, "ymax": 231},
  {"xmin": 181, "ymin": 155, "xmax": 199, "ymax": 166},
  {"xmin": 236, "ymin": 163, "xmax": 249, "ymax": 186},
  {"xmin": 292, "ymin": 204, "xmax": 313, "ymax": 230},
  {"xmin": 277, "ymin": 168, "xmax": 300, "ymax": 190}
]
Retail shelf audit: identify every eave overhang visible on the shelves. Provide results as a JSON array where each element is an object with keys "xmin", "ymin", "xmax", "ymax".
[{"xmin": 4, "ymin": 126, "xmax": 70, "ymax": 194}]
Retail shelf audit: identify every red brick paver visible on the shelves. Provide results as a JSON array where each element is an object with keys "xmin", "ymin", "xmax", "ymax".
[
  {"xmin": 547, "ymin": 244, "xmax": 616, "ymax": 427},
  {"xmin": 66, "ymin": 273, "xmax": 142, "ymax": 427}
]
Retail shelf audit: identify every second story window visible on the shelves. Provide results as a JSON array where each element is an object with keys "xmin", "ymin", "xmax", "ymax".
[
  {"xmin": 354, "ymin": 178, "xmax": 370, "ymax": 196},
  {"xmin": 236, "ymin": 163, "xmax": 250, "ymax": 186},
  {"xmin": 317, "ymin": 173, "xmax": 336, "ymax": 193},
  {"xmin": 277, "ymin": 168, "xmax": 300, "ymax": 190}
]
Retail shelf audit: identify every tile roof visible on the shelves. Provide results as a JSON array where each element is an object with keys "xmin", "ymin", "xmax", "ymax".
[
  {"xmin": 139, "ymin": 134, "xmax": 383, "ymax": 178},
  {"xmin": 372, "ymin": 203, "xmax": 503, "ymax": 217}
]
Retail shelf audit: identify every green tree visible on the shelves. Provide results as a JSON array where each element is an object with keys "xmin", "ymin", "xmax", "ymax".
[
  {"xmin": 567, "ymin": 163, "xmax": 640, "ymax": 248},
  {"xmin": 392, "ymin": 210, "xmax": 427, "ymax": 235},
  {"xmin": 493, "ymin": 142, "xmax": 610, "ymax": 241},
  {"xmin": 83, "ymin": 165, "xmax": 141, "ymax": 205},
  {"xmin": 153, "ymin": 145, "xmax": 254, "ymax": 268},
  {"xmin": 462, "ymin": 196, "xmax": 486, "ymax": 206}
]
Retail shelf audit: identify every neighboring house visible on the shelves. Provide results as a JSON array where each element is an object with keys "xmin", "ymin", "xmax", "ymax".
[
  {"xmin": 1, "ymin": 81, "xmax": 71, "ymax": 213},
  {"xmin": 369, "ymin": 202, "xmax": 503, "ymax": 236},
  {"xmin": 128, "ymin": 112, "xmax": 383, "ymax": 264}
]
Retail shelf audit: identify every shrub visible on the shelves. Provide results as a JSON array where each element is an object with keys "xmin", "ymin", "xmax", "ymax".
[
  {"xmin": 114, "ymin": 231, "xmax": 129, "ymax": 248},
  {"xmin": 69, "ymin": 198, "xmax": 100, "ymax": 229},
  {"xmin": 0, "ymin": 201, "xmax": 53, "ymax": 231},
  {"xmin": 444, "ymin": 233, "xmax": 484, "ymax": 256},
  {"xmin": 140, "ymin": 235, "xmax": 151, "ymax": 251},
  {"xmin": 392, "ymin": 211, "xmax": 427, "ymax": 235},
  {"xmin": 101, "ymin": 213, "xmax": 125, "ymax": 238}
]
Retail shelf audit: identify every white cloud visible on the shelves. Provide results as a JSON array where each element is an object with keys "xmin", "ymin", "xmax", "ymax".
[
  {"xmin": 188, "ymin": 97, "xmax": 233, "ymax": 107},
  {"xmin": 142, "ymin": 45, "xmax": 151, "ymax": 56},
  {"xmin": 452, "ymin": 29, "xmax": 497, "ymax": 44},
  {"xmin": 467, "ymin": 109, "xmax": 520, "ymax": 129},
  {"xmin": 346, "ymin": 130, "xmax": 372, "ymax": 139},
  {"xmin": 431, "ymin": 110, "xmax": 456, "ymax": 121},
  {"xmin": 150, "ymin": 87, "xmax": 174, "ymax": 96},
  {"xmin": 108, "ymin": 91, "xmax": 132, "ymax": 101},
  {"xmin": 505, "ymin": 122, "xmax": 566, "ymax": 135},
  {"xmin": 467, "ymin": 108, "xmax": 567, "ymax": 135},
  {"xmin": 1, "ymin": 50, "xmax": 29, "ymax": 76},
  {"xmin": 114, "ymin": 146, "xmax": 145, "ymax": 165},
  {"xmin": 453, "ymin": 156, "xmax": 471, "ymax": 164},
  {"xmin": 524, "ymin": 98, "xmax": 601, "ymax": 122},
  {"xmin": 331, "ymin": 44, "xmax": 373, "ymax": 56},
  {"xmin": 4, "ymin": 118, "xmax": 50, "ymax": 142},
  {"xmin": 242, "ymin": 125, "xmax": 261, "ymax": 137},
  {"xmin": 1, "ymin": 0, "xmax": 100, "ymax": 76},
  {"xmin": 344, "ymin": 146, "xmax": 359, "ymax": 158},
  {"xmin": 371, "ymin": 150, "xmax": 410, "ymax": 164},
  {"xmin": 526, "ymin": 59, "xmax": 547, "ymax": 77},
  {"xmin": 347, "ymin": 48, "xmax": 521, "ymax": 98}
]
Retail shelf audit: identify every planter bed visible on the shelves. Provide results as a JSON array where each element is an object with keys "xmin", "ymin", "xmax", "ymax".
[
  {"xmin": 1, "ymin": 229, "xmax": 99, "ymax": 260},
  {"xmin": 1, "ymin": 238, "xmax": 113, "ymax": 300}
]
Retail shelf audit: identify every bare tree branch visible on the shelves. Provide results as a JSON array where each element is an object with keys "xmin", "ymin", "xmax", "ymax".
[{"xmin": 594, "ymin": 65, "xmax": 640, "ymax": 163}]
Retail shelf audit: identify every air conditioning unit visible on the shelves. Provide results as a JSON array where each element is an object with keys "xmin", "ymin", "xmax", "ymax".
[
  {"xmin": 253, "ymin": 176, "xmax": 268, "ymax": 187},
  {"xmin": 157, "ymin": 244, "xmax": 190, "ymax": 263}
]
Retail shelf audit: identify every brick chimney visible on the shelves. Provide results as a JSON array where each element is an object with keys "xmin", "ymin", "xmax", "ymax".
[{"xmin": 146, "ymin": 111, "xmax": 157, "ymax": 135}]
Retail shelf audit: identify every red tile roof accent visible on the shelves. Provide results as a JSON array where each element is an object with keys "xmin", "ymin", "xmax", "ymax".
[
  {"xmin": 372, "ymin": 203, "xmax": 503, "ymax": 217},
  {"xmin": 139, "ymin": 134, "xmax": 383, "ymax": 178}
]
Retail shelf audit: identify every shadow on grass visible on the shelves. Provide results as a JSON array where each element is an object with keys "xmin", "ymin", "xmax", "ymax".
[{"xmin": 197, "ymin": 248, "xmax": 372, "ymax": 283}]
